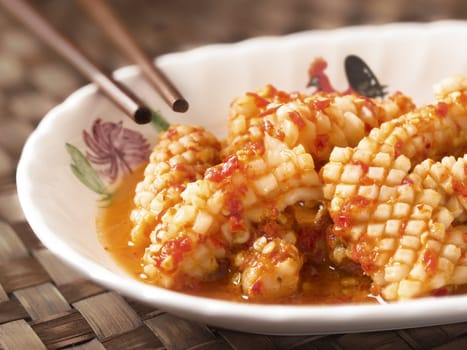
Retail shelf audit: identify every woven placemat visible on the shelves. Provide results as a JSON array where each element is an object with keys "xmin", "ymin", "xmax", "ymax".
[
  {"xmin": 0, "ymin": 184, "xmax": 466, "ymax": 350},
  {"xmin": 1, "ymin": 1, "xmax": 467, "ymax": 349}
]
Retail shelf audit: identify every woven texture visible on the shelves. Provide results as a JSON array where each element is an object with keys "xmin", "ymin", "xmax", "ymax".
[{"xmin": 1, "ymin": 1, "xmax": 467, "ymax": 348}]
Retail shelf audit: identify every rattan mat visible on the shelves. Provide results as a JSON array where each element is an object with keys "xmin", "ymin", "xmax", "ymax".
[
  {"xmin": 1, "ymin": 0, "xmax": 467, "ymax": 348},
  {"xmin": 0, "ymin": 183, "xmax": 465, "ymax": 350}
]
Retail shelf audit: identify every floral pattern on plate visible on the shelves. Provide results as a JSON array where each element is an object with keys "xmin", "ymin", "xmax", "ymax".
[{"xmin": 66, "ymin": 118, "xmax": 151, "ymax": 201}]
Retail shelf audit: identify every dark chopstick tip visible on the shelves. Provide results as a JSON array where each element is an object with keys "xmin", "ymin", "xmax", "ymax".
[
  {"xmin": 172, "ymin": 98, "xmax": 189, "ymax": 113},
  {"xmin": 134, "ymin": 106, "xmax": 152, "ymax": 124}
]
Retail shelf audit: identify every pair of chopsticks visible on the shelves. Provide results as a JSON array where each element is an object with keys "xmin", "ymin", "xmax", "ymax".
[{"xmin": 0, "ymin": 0, "xmax": 188, "ymax": 125}]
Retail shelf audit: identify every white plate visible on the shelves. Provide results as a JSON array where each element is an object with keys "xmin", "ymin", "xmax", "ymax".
[{"xmin": 17, "ymin": 21, "xmax": 467, "ymax": 335}]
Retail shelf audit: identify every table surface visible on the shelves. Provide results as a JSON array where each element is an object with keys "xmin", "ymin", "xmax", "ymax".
[{"xmin": 1, "ymin": 1, "xmax": 467, "ymax": 349}]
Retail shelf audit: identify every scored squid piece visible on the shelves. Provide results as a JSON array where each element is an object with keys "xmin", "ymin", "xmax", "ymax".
[
  {"xmin": 142, "ymin": 134, "xmax": 321, "ymax": 289},
  {"xmin": 321, "ymin": 75, "xmax": 467, "ymax": 300},
  {"xmin": 130, "ymin": 124, "xmax": 221, "ymax": 246},
  {"xmin": 224, "ymin": 84, "xmax": 416, "ymax": 163},
  {"xmin": 235, "ymin": 237, "xmax": 303, "ymax": 300}
]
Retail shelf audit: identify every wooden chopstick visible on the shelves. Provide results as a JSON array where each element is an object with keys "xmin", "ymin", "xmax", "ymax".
[
  {"xmin": 79, "ymin": 0, "xmax": 189, "ymax": 113},
  {"xmin": 0, "ymin": 0, "xmax": 188, "ymax": 125}
]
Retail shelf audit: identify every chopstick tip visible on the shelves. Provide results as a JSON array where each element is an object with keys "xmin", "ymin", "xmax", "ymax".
[
  {"xmin": 134, "ymin": 106, "xmax": 152, "ymax": 124},
  {"xmin": 173, "ymin": 98, "xmax": 189, "ymax": 113}
]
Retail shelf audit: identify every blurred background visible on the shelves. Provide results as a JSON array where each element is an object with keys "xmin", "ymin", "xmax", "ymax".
[{"xmin": 0, "ymin": 0, "xmax": 466, "ymax": 187}]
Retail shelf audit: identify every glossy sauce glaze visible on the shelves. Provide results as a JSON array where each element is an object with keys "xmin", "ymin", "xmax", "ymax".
[
  {"xmin": 97, "ymin": 164, "xmax": 467, "ymax": 304},
  {"xmin": 96, "ymin": 165, "xmax": 373, "ymax": 304}
]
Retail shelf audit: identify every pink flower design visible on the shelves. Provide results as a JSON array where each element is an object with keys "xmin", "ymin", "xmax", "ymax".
[{"xmin": 83, "ymin": 118, "xmax": 151, "ymax": 183}]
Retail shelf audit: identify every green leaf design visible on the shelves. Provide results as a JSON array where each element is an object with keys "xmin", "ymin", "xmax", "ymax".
[
  {"xmin": 65, "ymin": 143, "xmax": 112, "ymax": 200},
  {"xmin": 151, "ymin": 110, "xmax": 170, "ymax": 132}
]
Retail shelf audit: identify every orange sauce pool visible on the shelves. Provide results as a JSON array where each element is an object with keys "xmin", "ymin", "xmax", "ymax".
[
  {"xmin": 96, "ymin": 165, "xmax": 146, "ymax": 277},
  {"xmin": 97, "ymin": 164, "xmax": 467, "ymax": 304}
]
